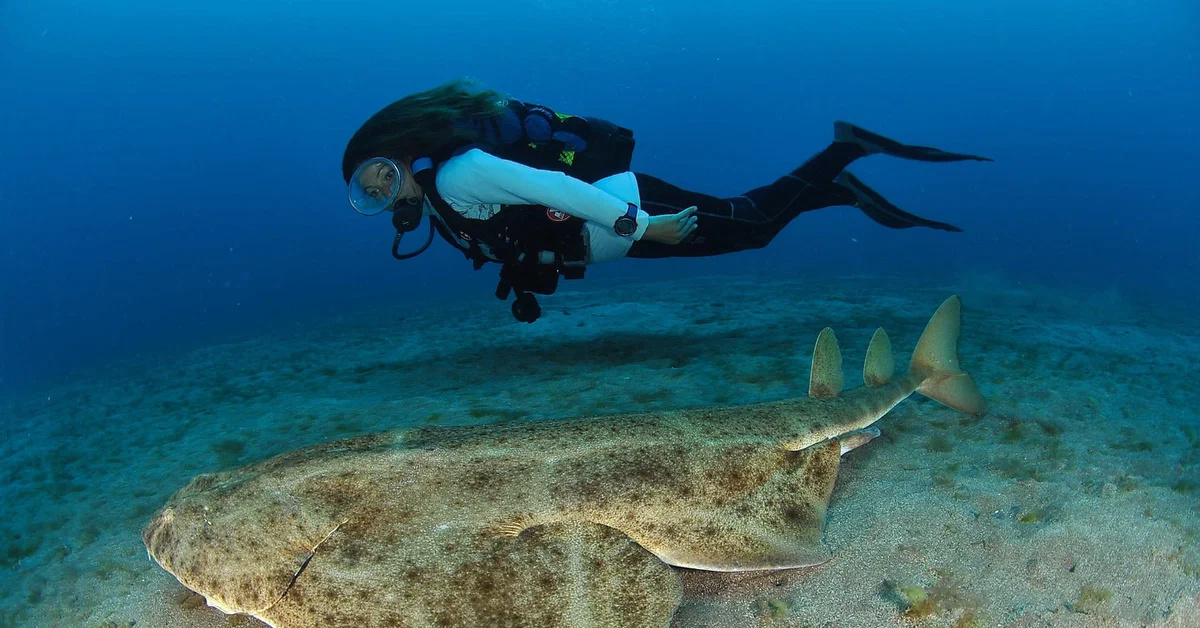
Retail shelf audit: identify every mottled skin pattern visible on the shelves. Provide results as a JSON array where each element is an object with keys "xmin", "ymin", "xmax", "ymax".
[{"xmin": 143, "ymin": 297, "xmax": 985, "ymax": 628}]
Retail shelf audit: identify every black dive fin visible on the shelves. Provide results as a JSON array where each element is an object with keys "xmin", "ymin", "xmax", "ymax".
[
  {"xmin": 834, "ymin": 121, "xmax": 993, "ymax": 163},
  {"xmin": 835, "ymin": 170, "xmax": 964, "ymax": 232}
]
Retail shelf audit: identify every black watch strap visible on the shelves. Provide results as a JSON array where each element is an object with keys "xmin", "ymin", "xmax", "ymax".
[{"xmin": 614, "ymin": 203, "xmax": 638, "ymax": 236}]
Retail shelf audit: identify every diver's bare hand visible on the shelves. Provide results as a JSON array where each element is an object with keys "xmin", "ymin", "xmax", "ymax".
[{"xmin": 642, "ymin": 206, "xmax": 698, "ymax": 244}]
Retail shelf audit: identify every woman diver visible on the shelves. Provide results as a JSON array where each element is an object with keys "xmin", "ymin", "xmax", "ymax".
[{"xmin": 342, "ymin": 79, "xmax": 991, "ymax": 322}]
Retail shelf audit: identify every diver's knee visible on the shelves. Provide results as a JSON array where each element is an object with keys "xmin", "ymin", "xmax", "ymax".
[{"xmin": 743, "ymin": 231, "xmax": 775, "ymax": 250}]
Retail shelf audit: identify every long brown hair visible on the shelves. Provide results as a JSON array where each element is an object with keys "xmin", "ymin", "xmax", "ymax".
[{"xmin": 341, "ymin": 79, "xmax": 510, "ymax": 183}]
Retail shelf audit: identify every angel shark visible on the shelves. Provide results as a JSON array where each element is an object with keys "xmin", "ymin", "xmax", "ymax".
[{"xmin": 142, "ymin": 296, "xmax": 986, "ymax": 628}]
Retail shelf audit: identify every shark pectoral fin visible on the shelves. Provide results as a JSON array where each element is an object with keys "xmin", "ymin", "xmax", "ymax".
[
  {"xmin": 632, "ymin": 440, "xmax": 842, "ymax": 573},
  {"xmin": 263, "ymin": 520, "xmax": 683, "ymax": 628},
  {"xmin": 646, "ymin": 525, "xmax": 832, "ymax": 572},
  {"xmin": 724, "ymin": 438, "xmax": 842, "ymax": 569},
  {"xmin": 516, "ymin": 521, "xmax": 684, "ymax": 628}
]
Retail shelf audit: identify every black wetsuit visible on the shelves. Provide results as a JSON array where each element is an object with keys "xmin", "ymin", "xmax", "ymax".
[{"xmin": 628, "ymin": 125, "xmax": 990, "ymax": 258}]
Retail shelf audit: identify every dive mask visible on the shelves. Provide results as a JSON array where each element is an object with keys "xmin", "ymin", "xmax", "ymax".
[{"xmin": 348, "ymin": 157, "xmax": 404, "ymax": 216}]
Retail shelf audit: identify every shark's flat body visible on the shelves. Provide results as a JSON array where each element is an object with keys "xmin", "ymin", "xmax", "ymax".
[{"xmin": 143, "ymin": 297, "xmax": 986, "ymax": 628}]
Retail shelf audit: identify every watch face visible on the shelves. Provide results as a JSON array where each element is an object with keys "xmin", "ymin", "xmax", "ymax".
[{"xmin": 615, "ymin": 217, "xmax": 635, "ymax": 236}]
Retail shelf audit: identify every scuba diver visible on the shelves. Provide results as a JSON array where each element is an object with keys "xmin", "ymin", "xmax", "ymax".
[{"xmin": 342, "ymin": 79, "xmax": 991, "ymax": 323}]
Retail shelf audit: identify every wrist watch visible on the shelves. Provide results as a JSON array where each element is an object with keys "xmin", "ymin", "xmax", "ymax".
[{"xmin": 613, "ymin": 203, "xmax": 638, "ymax": 237}]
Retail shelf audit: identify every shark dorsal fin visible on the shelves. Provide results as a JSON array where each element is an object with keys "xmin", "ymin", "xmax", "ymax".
[
  {"xmin": 863, "ymin": 328, "xmax": 895, "ymax": 388},
  {"xmin": 809, "ymin": 327, "xmax": 843, "ymax": 398}
]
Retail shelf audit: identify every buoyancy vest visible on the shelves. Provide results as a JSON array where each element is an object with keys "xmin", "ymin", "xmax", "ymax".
[{"xmin": 405, "ymin": 100, "xmax": 636, "ymax": 320}]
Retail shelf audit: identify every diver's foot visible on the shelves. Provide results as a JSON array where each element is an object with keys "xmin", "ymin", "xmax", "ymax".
[
  {"xmin": 834, "ymin": 121, "xmax": 993, "ymax": 163},
  {"xmin": 835, "ymin": 170, "xmax": 963, "ymax": 232}
]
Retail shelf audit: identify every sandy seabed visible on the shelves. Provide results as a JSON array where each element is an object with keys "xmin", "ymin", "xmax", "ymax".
[{"xmin": 3, "ymin": 272, "xmax": 1198, "ymax": 628}]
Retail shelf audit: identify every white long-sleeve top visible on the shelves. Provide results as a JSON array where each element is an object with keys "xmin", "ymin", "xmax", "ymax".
[{"xmin": 431, "ymin": 148, "xmax": 649, "ymax": 262}]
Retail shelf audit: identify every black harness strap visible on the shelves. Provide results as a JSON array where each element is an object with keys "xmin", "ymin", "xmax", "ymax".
[
  {"xmin": 410, "ymin": 161, "xmax": 587, "ymax": 282},
  {"xmin": 387, "ymin": 101, "xmax": 636, "ymax": 321},
  {"xmin": 409, "ymin": 165, "xmax": 492, "ymax": 267}
]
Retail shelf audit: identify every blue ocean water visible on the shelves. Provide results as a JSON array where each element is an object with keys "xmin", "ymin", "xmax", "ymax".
[
  {"xmin": 2, "ymin": 4, "xmax": 1200, "ymax": 626},
  {"xmin": 1, "ymin": 0, "xmax": 1196, "ymax": 390}
]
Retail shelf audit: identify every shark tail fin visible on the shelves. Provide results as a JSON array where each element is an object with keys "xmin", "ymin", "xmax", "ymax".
[{"xmin": 910, "ymin": 296, "xmax": 987, "ymax": 416}]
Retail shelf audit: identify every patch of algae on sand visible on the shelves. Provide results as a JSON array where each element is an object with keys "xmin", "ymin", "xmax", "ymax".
[{"xmin": 882, "ymin": 569, "xmax": 983, "ymax": 627}]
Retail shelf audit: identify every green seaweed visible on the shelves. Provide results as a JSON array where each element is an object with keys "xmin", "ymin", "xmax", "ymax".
[
  {"xmin": 753, "ymin": 597, "xmax": 791, "ymax": 622},
  {"xmin": 77, "ymin": 525, "xmax": 100, "ymax": 546},
  {"xmin": 732, "ymin": 360, "xmax": 795, "ymax": 389},
  {"xmin": 710, "ymin": 392, "xmax": 734, "ymax": 404},
  {"xmin": 1172, "ymin": 479, "xmax": 1198, "ymax": 495},
  {"xmin": 210, "ymin": 438, "xmax": 246, "ymax": 466},
  {"xmin": 667, "ymin": 355, "xmax": 696, "ymax": 372},
  {"xmin": 1110, "ymin": 440, "xmax": 1154, "ymax": 453},
  {"xmin": 0, "ymin": 532, "xmax": 41, "ymax": 569},
  {"xmin": 881, "ymin": 570, "xmax": 979, "ymax": 621},
  {"xmin": 467, "ymin": 406, "xmax": 527, "ymax": 423},
  {"xmin": 926, "ymin": 435, "xmax": 954, "ymax": 453},
  {"xmin": 992, "ymin": 457, "xmax": 1042, "ymax": 482},
  {"xmin": 1069, "ymin": 584, "xmax": 1113, "ymax": 614},
  {"xmin": 331, "ymin": 412, "xmax": 368, "ymax": 433},
  {"xmin": 958, "ymin": 413, "xmax": 984, "ymax": 427},
  {"xmin": 1044, "ymin": 440, "xmax": 1070, "ymax": 463},
  {"xmin": 631, "ymin": 388, "xmax": 671, "ymax": 405},
  {"xmin": 1000, "ymin": 421, "xmax": 1025, "ymax": 443},
  {"xmin": 1182, "ymin": 425, "xmax": 1199, "ymax": 447},
  {"xmin": 1036, "ymin": 419, "xmax": 1064, "ymax": 436},
  {"xmin": 1115, "ymin": 473, "xmax": 1141, "ymax": 493},
  {"xmin": 1018, "ymin": 508, "xmax": 1046, "ymax": 524},
  {"xmin": 931, "ymin": 471, "xmax": 956, "ymax": 490},
  {"xmin": 899, "ymin": 585, "xmax": 932, "ymax": 617}
]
